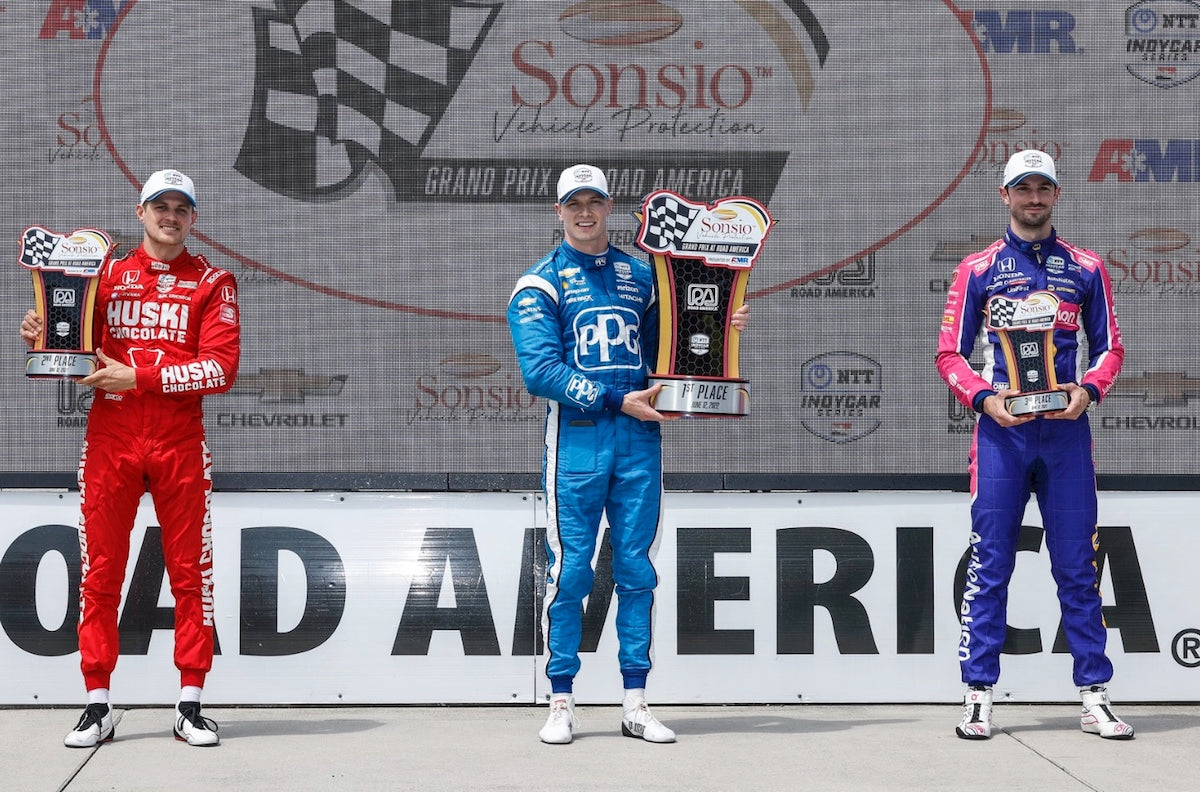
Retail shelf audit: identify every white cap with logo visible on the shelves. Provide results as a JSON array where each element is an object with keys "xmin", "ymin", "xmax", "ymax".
[
  {"xmin": 557, "ymin": 164, "xmax": 609, "ymax": 203},
  {"xmin": 1002, "ymin": 149, "xmax": 1058, "ymax": 188},
  {"xmin": 140, "ymin": 169, "xmax": 197, "ymax": 207}
]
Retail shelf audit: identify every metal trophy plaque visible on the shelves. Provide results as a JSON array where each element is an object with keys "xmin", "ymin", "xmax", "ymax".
[
  {"xmin": 634, "ymin": 190, "xmax": 773, "ymax": 417},
  {"xmin": 19, "ymin": 226, "xmax": 112, "ymax": 379},
  {"xmin": 985, "ymin": 290, "xmax": 1070, "ymax": 416}
]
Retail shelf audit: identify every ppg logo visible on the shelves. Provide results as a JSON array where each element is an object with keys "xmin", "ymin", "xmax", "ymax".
[
  {"xmin": 52, "ymin": 288, "xmax": 77, "ymax": 307},
  {"xmin": 686, "ymin": 284, "xmax": 720, "ymax": 311},
  {"xmin": 565, "ymin": 374, "xmax": 600, "ymax": 406},
  {"xmin": 573, "ymin": 307, "xmax": 641, "ymax": 371}
]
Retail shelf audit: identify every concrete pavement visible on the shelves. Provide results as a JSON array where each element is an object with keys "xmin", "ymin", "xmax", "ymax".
[{"xmin": 5, "ymin": 703, "xmax": 1196, "ymax": 791}]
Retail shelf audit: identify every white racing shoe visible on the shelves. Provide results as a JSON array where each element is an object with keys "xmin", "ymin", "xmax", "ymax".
[
  {"xmin": 955, "ymin": 686, "xmax": 993, "ymax": 740},
  {"xmin": 621, "ymin": 699, "xmax": 676, "ymax": 743},
  {"xmin": 64, "ymin": 703, "xmax": 115, "ymax": 748},
  {"xmin": 174, "ymin": 700, "xmax": 221, "ymax": 746},
  {"xmin": 1080, "ymin": 686, "xmax": 1134, "ymax": 739},
  {"xmin": 539, "ymin": 695, "xmax": 578, "ymax": 745}
]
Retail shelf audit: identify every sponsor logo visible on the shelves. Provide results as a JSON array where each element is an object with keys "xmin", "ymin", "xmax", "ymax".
[
  {"xmin": 565, "ymin": 373, "xmax": 600, "ymax": 406},
  {"xmin": 1089, "ymin": 137, "xmax": 1200, "ymax": 182},
  {"xmin": 573, "ymin": 307, "xmax": 641, "ymax": 370},
  {"xmin": 160, "ymin": 360, "xmax": 227, "ymax": 393},
  {"xmin": 1106, "ymin": 227, "xmax": 1200, "ymax": 297},
  {"xmin": 50, "ymin": 95, "xmax": 108, "ymax": 164},
  {"xmin": 686, "ymin": 283, "xmax": 720, "ymax": 311},
  {"xmin": 52, "ymin": 288, "xmax": 77, "ymax": 308},
  {"xmin": 1110, "ymin": 371, "xmax": 1200, "ymax": 406},
  {"xmin": 791, "ymin": 255, "xmax": 877, "ymax": 299},
  {"xmin": 1101, "ymin": 370, "xmax": 1200, "ymax": 432},
  {"xmin": 105, "ymin": 300, "xmax": 190, "ymax": 342},
  {"xmin": 1124, "ymin": 0, "xmax": 1200, "ymax": 88},
  {"xmin": 966, "ymin": 108, "xmax": 1070, "ymax": 183},
  {"xmin": 233, "ymin": 1, "xmax": 827, "ymax": 205},
  {"xmin": 39, "ymin": 0, "xmax": 125, "ymax": 40},
  {"xmin": 405, "ymin": 357, "xmax": 540, "ymax": 425},
  {"xmin": 946, "ymin": 390, "xmax": 974, "ymax": 435},
  {"xmin": 985, "ymin": 290, "xmax": 1060, "ymax": 331},
  {"xmin": 52, "ymin": 380, "xmax": 94, "ymax": 429},
  {"xmin": 222, "ymin": 369, "xmax": 350, "ymax": 429},
  {"xmin": 798, "ymin": 352, "xmax": 883, "ymax": 443},
  {"xmin": 971, "ymin": 9, "xmax": 1078, "ymax": 54}
]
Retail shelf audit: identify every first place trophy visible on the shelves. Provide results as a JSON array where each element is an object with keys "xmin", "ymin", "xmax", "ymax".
[
  {"xmin": 19, "ymin": 226, "xmax": 112, "ymax": 379},
  {"xmin": 985, "ymin": 290, "xmax": 1070, "ymax": 416},
  {"xmin": 634, "ymin": 190, "xmax": 774, "ymax": 417}
]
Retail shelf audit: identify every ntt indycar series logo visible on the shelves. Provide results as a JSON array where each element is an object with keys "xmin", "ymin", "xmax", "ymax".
[{"xmin": 798, "ymin": 352, "xmax": 883, "ymax": 444}]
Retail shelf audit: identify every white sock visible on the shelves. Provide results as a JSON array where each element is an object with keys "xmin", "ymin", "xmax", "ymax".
[
  {"xmin": 623, "ymin": 688, "xmax": 646, "ymax": 709},
  {"xmin": 180, "ymin": 685, "xmax": 203, "ymax": 703},
  {"xmin": 88, "ymin": 688, "xmax": 110, "ymax": 705}
]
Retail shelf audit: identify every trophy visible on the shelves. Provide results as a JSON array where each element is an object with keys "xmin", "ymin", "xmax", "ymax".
[
  {"xmin": 19, "ymin": 226, "xmax": 112, "ymax": 379},
  {"xmin": 634, "ymin": 190, "xmax": 773, "ymax": 417},
  {"xmin": 985, "ymin": 290, "xmax": 1070, "ymax": 416}
]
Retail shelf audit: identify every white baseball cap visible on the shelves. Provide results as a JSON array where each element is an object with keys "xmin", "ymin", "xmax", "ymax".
[
  {"xmin": 557, "ymin": 164, "xmax": 609, "ymax": 203},
  {"xmin": 1002, "ymin": 149, "xmax": 1058, "ymax": 188},
  {"xmin": 140, "ymin": 169, "xmax": 197, "ymax": 206}
]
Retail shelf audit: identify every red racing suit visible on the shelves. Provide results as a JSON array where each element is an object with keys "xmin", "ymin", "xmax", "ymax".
[{"xmin": 76, "ymin": 244, "xmax": 240, "ymax": 691}]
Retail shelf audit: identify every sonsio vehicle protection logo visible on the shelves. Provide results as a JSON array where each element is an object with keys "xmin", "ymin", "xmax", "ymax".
[{"xmin": 93, "ymin": 2, "xmax": 986, "ymax": 319}]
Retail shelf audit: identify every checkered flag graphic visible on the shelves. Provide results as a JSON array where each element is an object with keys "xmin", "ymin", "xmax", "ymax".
[
  {"xmin": 236, "ymin": 0, "xmax": 500, "ymax": 199},
  {"xmin": 641, "ymin": 193, "xmax": 702, "ymax": 252},
  {"xmin": 985, "ymin": 295, "xmax": 1018, "ymax": 329},
  {"xmin": 20, "ymin": 227, "xmax": 62, "ymax": 269}
]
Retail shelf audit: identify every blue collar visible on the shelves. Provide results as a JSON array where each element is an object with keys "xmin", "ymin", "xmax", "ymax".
[{"xmin": 560, "ymin": 241, "xmax": 611, "ymax": 269}]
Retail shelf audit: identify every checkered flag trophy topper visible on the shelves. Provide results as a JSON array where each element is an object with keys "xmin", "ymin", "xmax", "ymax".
[
  {"xmin": 634, "ymin": 190, "xmax": 774, "ymax": 417},
  {"xmin": 19, "ymin": 226, "xmax": 112, "ymax": 378},
  {"xmin": 984, "ymin": 290, "xmax": 1070, "ymax": 416}
]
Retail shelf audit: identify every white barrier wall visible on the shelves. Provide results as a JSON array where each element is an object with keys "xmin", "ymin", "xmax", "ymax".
[{"xmin": 1, "ymin": 490, "xmax": 1196, "ymax": 705}]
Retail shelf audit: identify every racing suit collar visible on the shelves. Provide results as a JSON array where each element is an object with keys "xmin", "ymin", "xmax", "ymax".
[
  {"xmin": 138, "ymin": 244, "xmax": 200, "ymax": 273},
  {"xmin": 559, "ymin": 240, "xmax": 612, "ymax": 269},
  {"xmin": 1003, "ymin": 226, "xmax": 1057, "ymax": 259}
]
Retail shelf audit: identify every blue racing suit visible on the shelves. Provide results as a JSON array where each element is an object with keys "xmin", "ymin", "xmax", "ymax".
[
  {"xmin": 936, "ymin": 227, "xmax": 1124, "ymax": 688},
  {"xmin": 508, "ymin": 240, "xmax": 662, "ymax": 694}
]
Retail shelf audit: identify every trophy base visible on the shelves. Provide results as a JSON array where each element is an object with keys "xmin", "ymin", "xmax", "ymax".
[
  {"xmin": 649, "ymin": 375, "xmax": 749, "ymax": 418},
  {"xmin": 26, "ymin": 350, "xmax": 97, "ymax": 379},
  {"xmin": 1006, "ymin": 390, "xmax": 1069, "ymax": 416}
]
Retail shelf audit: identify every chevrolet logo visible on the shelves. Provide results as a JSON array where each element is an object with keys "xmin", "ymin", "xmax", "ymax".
[
  {"xmin": 232, "ymin": 369, "xmax": 347, "ymax": 404},
  {"xmin": 1111, "ymin": 372, "xmax": 1200, "ymax": 407},
  {"xmin": 928, "ymin": 235, "xmax": 998, "ymax": 263}
]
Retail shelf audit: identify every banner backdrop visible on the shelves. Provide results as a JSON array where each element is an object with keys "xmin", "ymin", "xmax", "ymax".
[
  {"xmin": 1, "ymin": 490, "xmax": 1198, "ymax": 705},
  {"xmin": 2, "ymin": 2, "xmax": 1198, "ymax": 485}
]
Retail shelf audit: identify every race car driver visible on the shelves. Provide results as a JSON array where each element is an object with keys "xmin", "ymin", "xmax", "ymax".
[
  {"xmin": 508, "ymin": 164, "xmax": 747, "ymax": 745},
  {"xmin": 936, "ymin": 149, "xmax": 1131, "ymax": 740},
  {"xmin": 21, "ymin": 169, "xmax": 239, "ymax": 748}
]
